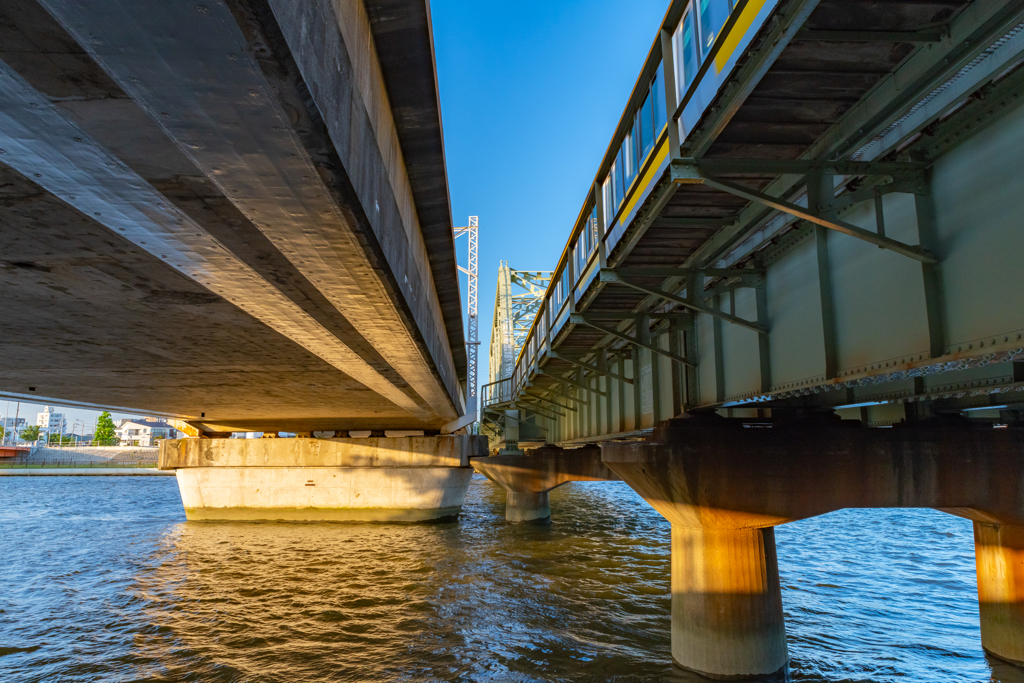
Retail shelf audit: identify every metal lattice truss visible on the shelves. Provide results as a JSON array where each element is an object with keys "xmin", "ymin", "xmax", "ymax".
[
  {"xmin": 454, "ymin": 217, "xmax": 478, "ymax": 420},
  {"xmin": 489, "ymin": 263, "xmax": 551, "ymax": 383}
]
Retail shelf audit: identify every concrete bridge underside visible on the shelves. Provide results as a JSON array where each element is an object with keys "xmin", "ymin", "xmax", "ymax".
[{"xmin": 0, "ymin": 0, "xmax": 467, "ymax": 434}]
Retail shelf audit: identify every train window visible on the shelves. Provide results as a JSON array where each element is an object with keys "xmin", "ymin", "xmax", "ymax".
[
  {"xmin": 615, "ymin": 146, "xmax": 626, "ymax": 209},
  {"xmin": 698, "ymin": 0, "xmax": 730, "ymax": 57},
  {"xmin": 653, "ymin": 63, "xmax": 666, "ymax": 134},
  {"xmin": 602, "ymin": 177, "xmax": 613, "ymax": 228},
  {"xmin": 637, "ymin": 92, "xmax": 654, "ymax": 163},
  {"xmin": 677, "ymin": 10, "xmax": 698, "ymax": 97},
  {"xmin": 623, "ymin": 130, "xmax": 637, "ymax": 188}
]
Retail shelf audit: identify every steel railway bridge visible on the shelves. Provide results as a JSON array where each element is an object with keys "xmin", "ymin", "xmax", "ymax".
[{"xmin": 474, "ymin": 0, "xmax": 1024, "ymax": 678}]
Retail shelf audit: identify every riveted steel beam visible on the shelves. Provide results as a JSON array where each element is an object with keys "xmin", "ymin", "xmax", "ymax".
[{"xmin": 806, "ymin": 0, "xmax": 1024, "ymax": 161}]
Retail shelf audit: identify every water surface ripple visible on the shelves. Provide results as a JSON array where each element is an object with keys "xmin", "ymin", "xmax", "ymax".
[{"xmin": 1, "ymin": 475, "xmax": 1021, "ymax": 682}]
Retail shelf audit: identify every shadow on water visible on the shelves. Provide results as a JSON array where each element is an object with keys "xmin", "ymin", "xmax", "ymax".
[{"xmin": 1, "ymin": 475, "xmax": 1024, "ymax": 682}]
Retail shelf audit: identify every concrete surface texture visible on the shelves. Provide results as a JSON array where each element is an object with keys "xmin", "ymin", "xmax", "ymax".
[
  {"xmin": 26, "ymin": 447, "xmax": 159, "ymax": 463},
  {"xmin": 159, "ymin": 436, "xmax": 486, "ymax": 470},
  {"xmin": 174, "ymin": 466, "xmax": 473, "ymax": 522},
  {"xmin": 601, "ymin": 414, "xmax": 1024, "ymax": 678},
  {"xmin": 161, "ymin": 436, "xmax": 485, "ymax": 522},
  {"xmin": 974, "ymin": 521, "xmax": 1024, "ymax": 666},
  {"xmin": 0, "ymin": 468, "xmax": 172, "ymax": 476},
  {"xmin": 671, "ymin": 526, "xmax": 787, "ymax": 681},
  {"xmin": 0, "ymin": 0, "xmax": 466, "ymax": 433}
]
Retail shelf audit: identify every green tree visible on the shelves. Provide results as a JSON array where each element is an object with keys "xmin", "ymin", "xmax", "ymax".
[
  {"xmin": 0, "ymin": 426, "xmax": 5, "ymax": 441},
  {"xmin": 20, "ymin": 425, "xmax": 40, "ymax": 442},
  {"xmin": 48, "ymin": 433, "xmax": 73, "ymax": 445},
  {"xmin": 95, "ymin": 411, "xmax": 118, "ymax": 446}
]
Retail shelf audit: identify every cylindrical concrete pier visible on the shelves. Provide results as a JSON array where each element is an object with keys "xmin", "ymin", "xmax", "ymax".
[
  {"xmin": 506, "ymin": 491, "xmax": 551, "ymax": 524},
  {"xmin": 671, "ymin": 525, "xmax": 788, "ymax": 680},
  {"xmin": 975, "ymin": 521, "xmax": 1024, "ymax": 665}
]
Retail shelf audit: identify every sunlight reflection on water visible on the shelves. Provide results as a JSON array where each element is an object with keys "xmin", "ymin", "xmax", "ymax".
[{"xmin": 1, "ymin": 475, "xmax": 1022, "ymax": 682}]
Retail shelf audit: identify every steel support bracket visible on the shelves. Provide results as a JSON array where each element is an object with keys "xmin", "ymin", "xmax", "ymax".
[
  {"xmin": 599, "ymin": 271, "xmax": 766, "ymax": 335},
  {"xmin": 569, "ymin": 313, "xmax": 698, "ymax": 368},
  {"xmin": 548, "ymin": 350, "xmax": 634, "ymax": 385},
  {"xmin": 699, "ymin": 174, "xmax": 937, "ymax": 263},
  {"xmin": 535, "ymin": 367, "xmax": 609, "ymax": 397}
]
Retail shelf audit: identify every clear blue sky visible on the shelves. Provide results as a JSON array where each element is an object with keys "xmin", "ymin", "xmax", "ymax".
[
  {"xmin": 435, "ymin": 0, "xmax": 669, "ymax": 387},
  {"xmin": 2, "ymin": 0, "xmax": 669, "ymax": 435}
]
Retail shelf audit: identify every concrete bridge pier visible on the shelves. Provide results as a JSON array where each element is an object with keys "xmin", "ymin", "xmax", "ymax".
[
  {"xmin": 505, "ymin": 491, "xmax": 552, "ymax": 524},
  {"xmin": 973, "ymin": 520, "xmax": 1024, "ymax": 665},
  {"xmin": 671, "ymin": 525, "xmax": 788, "ymax": 680},
  {"xmin": 159, "ymin": 435, "xmax": 486, "ymax": 522},
  {"xmin": 471, "ymin": 446, "xmax": 618, "ymax": 523},
  {"xmin": 603, "ymin": 414, "xmax": 1024, "ymax": 679}
]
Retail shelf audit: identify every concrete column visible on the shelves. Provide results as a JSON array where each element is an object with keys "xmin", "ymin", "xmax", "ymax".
[
  {"xmin": 471, "ymin": 446, "xmax": 616, "ymax": 524},
  {"xmin": 975, "ymin": 521, "xmax": 1024, "ymax": 665},
  {"xmin": 506, "ymin": 491, "xmax": 551, "ymax": 524},
  {"xmin": 671, "ymin": 525, "xmax": 788, "ymax": 681}
]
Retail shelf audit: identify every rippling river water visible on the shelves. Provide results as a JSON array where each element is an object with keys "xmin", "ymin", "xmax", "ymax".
[{"xmin": 1, "ymin": 475, "xmax": 1022, "ymax": 682}]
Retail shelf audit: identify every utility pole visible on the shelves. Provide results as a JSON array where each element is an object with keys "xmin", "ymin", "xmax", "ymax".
[{"xmin": 453, "ymin": 216, "xmax": 479, "ymax": 431}]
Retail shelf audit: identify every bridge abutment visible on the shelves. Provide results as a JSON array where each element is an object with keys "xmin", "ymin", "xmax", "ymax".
[{"xmin": 159, "ymin": 435, "xmax": 485, "ymax": 522}]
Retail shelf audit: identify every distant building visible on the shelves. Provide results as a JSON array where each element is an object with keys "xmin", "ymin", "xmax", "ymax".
[
  {"xmin": 1, "ymin": 417, "xmax": 26, "ymax": 442},
  {"xmin": 116, "ymin": 418, "xmax": 182, "ymax": 447},
  {"xmin": 36, "ymin": 406, "xmax": 65, "ymax": 440}
]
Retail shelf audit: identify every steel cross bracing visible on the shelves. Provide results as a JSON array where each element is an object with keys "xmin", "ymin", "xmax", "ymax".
[
  {"xmin": 454, "ymin": 216, "xmax": 479, "ymax": 425},
  {"xmin": 488, "ymin": 0, "xmax": 1024, "ymax": 447}
]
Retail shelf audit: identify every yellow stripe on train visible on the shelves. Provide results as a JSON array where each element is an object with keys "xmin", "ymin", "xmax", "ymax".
[{"xmin": 715, "ymin": 0, "xmax": 770, "ymax": 73}]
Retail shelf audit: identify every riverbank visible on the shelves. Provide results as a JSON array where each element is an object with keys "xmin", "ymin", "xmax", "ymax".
[{"xmin": 0, "ymin": 468, "xmax": 172, "ymax": 476}]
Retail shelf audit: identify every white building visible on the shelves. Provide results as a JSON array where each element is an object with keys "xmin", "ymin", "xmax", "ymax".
[
  {"xmin": 116, "ymin": 418, "xmax": 182, "ymax": 447},
  {"xmin": 1, "ymin": 417, "xmax": 26, "ymax": 442},
  {"xmin": 36, "ymin": 406, "xmax": 65, "ymax": 440}
]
